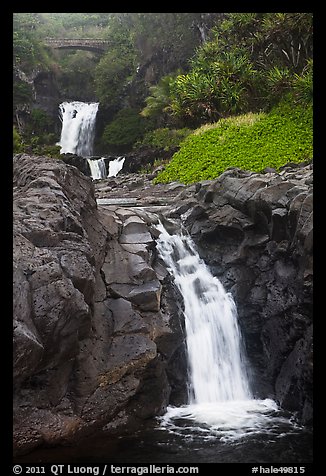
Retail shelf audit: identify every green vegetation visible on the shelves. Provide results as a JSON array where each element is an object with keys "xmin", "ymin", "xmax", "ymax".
[
  {"xmin": 13, "ymin": 14, "xmax": 53, "ymax": 73},
  {"xmin": 94, "ymin": 13, "xmax": 219, "ymax": 111},
  {"xmin": 154, "ymin": 96, "xmax": 312, "ymax": 184},
  {"xmin": 13, "ymin": 125, "xmax": 61, "ymax": 158},
  {"xmin": 135, "ymin": 127, "xmax": 192, "ymax": 151},
  {"xmin": 13, "ymin": 127, "xmax": 24, "ymax": 153},
  {"xmin": 13, "ymin": 12, "xmax": 313, "ymax": 174},
  {"xmin": 13, "ymin": 107, "xmax": 61, "ymax": 157},
  {"xmin": 142, "ymin": 13, "xmax": 313, "ymax": 127},
  {"xmin": 101, "ymin": 109, "xmax": 150, "ymax": 152},
  {"xmin": 13, "ymin": 81, "xmax": 33, "ymax": 109}
]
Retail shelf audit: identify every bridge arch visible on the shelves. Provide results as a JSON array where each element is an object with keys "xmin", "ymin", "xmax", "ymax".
[{"xmin": 45, "ymin": 38, "xmax": 109, "ymax": 53}]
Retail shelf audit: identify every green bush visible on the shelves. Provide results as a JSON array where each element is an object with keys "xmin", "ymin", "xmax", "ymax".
[
  {"xmin": 292, "ymin": 59, "xmax": 313, "ymax": 104},
  {"xmin": 135, "ymin": 127, "xmax": 192, "ymax": 151},
  {"xmin": 13, "ymin": 127, "xmax": 24, "ymax": 153},
  {"xmin": 13, "ymin": 126, "xmax": 61, "ymax": 158},
  {"xmin": 154, "ymin": 97, "xmax": 312, "ymax": 184},
  {"xmin": 13, "ymin": 80, "xmax": 33, "ymax": 107},
  {"xmin": 101, "ymin": 109, "xmax": 150, "ymax": 151},
  {"xmin": 141, "ymin": 13, "xmax": 313, "ymax": 127}
]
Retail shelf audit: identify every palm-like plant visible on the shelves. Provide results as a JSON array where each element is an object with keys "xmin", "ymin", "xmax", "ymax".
[
  {"xmin": 170, "ymin": 50, "xmax": 256, "ymax": 122},
  {"xmin": 266, "ymin": 66, "xmax": 292, "ymax": 94},
  {"xmin": 141, "ymin": 13, "xmax": 313, "ymax": 127},
  {"xmin": 292, "ymin": 59, "xmax": 313, "ymax": 103},
  {"xmin": 140, "ymin": 74, "xmax": 176, "ymax": 118}
]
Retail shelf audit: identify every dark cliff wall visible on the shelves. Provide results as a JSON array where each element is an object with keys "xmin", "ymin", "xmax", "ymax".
[
  {"xmin": 14, "ymin": 69, "xmax": 62, "ymax": 135},
  {"xmin": 13, "ymin": 154, "xmax": 186, "ymax": 455}
]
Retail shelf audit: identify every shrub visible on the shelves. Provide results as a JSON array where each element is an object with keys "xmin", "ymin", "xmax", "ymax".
[
  {"xmin": 101, "ymin": 109, "xmax": 150, "ymax": 151},
  {"xmin": 154, "ymin": 97, "xmax": 312, "ymax": 184},
  {"xmin": 135, "ymin": 127, "xmax": 192, "ymax": 151},
  {"xmin": 292, "ymin": 59, "xmax": 313, "ymax": 104},
  {"xmin": 13, "ymin": 127, "xmax": 24, "ymax": 153}
]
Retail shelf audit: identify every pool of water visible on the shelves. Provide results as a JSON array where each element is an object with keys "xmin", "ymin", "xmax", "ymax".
[{"xmin": 15, "ymin": 412, "xmax": 313, "ymax": 465}]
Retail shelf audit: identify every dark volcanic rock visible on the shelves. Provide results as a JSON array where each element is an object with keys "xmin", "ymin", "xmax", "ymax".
[
  {"xmin": 13, "ymin": 153, "xmax": 313, "ymax": 457},
  {"xmin": 13, "ymin": 154, "xmax": 186, "ymax": 455},
  {"xmin": 60, "ymin": 153, "xmax": 91, "ymax": 177}
]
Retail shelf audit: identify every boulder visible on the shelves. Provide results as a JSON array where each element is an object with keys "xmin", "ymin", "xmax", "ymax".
[{"xmin": 60, "ymin": 153, "xmax": 91, "ymax": 176}]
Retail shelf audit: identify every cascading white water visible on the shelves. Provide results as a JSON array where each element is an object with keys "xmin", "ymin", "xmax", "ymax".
[
  {"xmin": 108, "ymin": 156, "xmax": 125, "ymax": 177},
  {"xmin": 87, "ymin": 157, "xmax": 107, "ymax": 180},
  {"xmin": 156, "ymin": 223, "xmax": 251, "ymax": 404},
  {"xmin": 156, "ymin": 223, "xmax": 296, "ymax": 441},
  {"xmin": 58, "ymin": 102, "xmax": 125, "ymax": 180},
  {"xmin": 58, "ymin": 101, "xmax": 99, "ymax": 157}
]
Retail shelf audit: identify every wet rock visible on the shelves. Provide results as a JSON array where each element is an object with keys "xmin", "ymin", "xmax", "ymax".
[
  {"xmin": 13, "ymin": 154, "xmax": 313, "ymax": 456},
  {"xmin": 92, "ymin": 162, "xmax": 313, "ymax": 423},
  {"xmin": 61, "ymin": 153, "xmax": 91, "ymax": 176}
]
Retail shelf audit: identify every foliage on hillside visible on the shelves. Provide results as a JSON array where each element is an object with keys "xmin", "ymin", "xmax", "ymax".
[
  {"xmin": 143, "ymin": 13, "xmax": 313, "ymax": 127},
  {"xmin": 154, "ymin": 96, "xmax": 313, "ymax": 184},
  {"xmin": 13, "ymin": 13, "xmax": 218, "ymax": 153},
  {"xmin": 13, "ymin": 14, "xmax": 53, "ymax": 73},
  {"xmin": 135, "ymin": 128, "xmax": 192, "ymax": 151},
  {"xmin": 100, "ymin": 109, "xmax": 151, "ymax": 152},
  {"xmin": 13, "ymin": 12, "xmax": 313, "ymax": 163}
]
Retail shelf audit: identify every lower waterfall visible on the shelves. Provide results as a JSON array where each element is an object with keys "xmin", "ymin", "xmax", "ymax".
[
  {"xmin": 155, "ymin": 223, "xmax": 298, "ymax": 442},
  {"xmin": 108, "ymin": 156, "xmax": 125, "ymax": 177},
  {"xmin": 87, "ymin": 157, "xmax": 107, "ymax": 179}
]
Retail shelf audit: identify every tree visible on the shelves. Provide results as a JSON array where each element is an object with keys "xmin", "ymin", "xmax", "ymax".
[
  {"xmin": 13, "ymin": 13, "xmax": 52, "ymax": 72},
  {"xmin": 142, "ymin": 13, "xmax": 313, "ymax": 126}
]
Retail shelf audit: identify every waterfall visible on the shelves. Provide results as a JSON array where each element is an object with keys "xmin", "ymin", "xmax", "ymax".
[
  {"xmin": 108, "ymin": 156, "xmax": 125, "ymax": 177},
  {"xmin": 156, "ymin": 223, "xmax": 251, "ymax": 404},
  {"xmin": 58, "ymin": 102, "xmax": 126, "ymax": 180},
  {"xmin": 58, "ymin": 101, "xmax": 106, "ymax": 180},
  {"xmin": 58, "ymin": 101, "xmax": 99, "ymax": 157},
  {"xmin": 156, "ymin": 223, "xmax": 292, "ymax": 441},
  {"xmin": 87, "ymin": 157, "xmax": 107, "ymax": 180}
]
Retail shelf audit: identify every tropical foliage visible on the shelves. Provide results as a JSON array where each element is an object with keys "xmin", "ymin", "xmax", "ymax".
[
  {"xmin": 154, "ymin": 95, "xmax": 313, "ymax": 184},
  {"xmin": 135, "ymin": 127, "xmax": 192, "ymax": 151},
  {"xmin": 100, "ymin": 108, "xmax": 150, "ymax": 152},
  {"xmin": 142, "ymin": 13, "xmax": 313, "ymax": 126},
  {"xmin": 13, "ymin": 12, "xmax": 313, "ymax": 170}
]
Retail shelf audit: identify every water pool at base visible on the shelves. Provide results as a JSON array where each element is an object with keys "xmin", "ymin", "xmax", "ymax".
[
  {"xmin": 15, "ymin": 218, "xmax": 313, "ymax": 465},
  {"xmin": 15, "ymin": 411, "xmax": 312, "ymax": 464}
]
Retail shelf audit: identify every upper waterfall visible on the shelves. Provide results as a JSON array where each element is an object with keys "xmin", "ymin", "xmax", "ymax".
[{"xmin": 58, "ymin": 101, "xmax": 99, "ymax": 157}]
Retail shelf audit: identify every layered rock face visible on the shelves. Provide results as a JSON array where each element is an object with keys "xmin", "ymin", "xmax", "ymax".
[
  {"xmin": 165, "ymin": 164, "xmax": 313, "ymax": 423},
  {"xmin": 13, "ymin": 155, "xmax": 185, "ymax": 455}
]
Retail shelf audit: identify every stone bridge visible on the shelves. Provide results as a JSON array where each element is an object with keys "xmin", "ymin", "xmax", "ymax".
[{"xmin": 45, "ymin": 38, "xmax": 109, "ymax": 53}]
